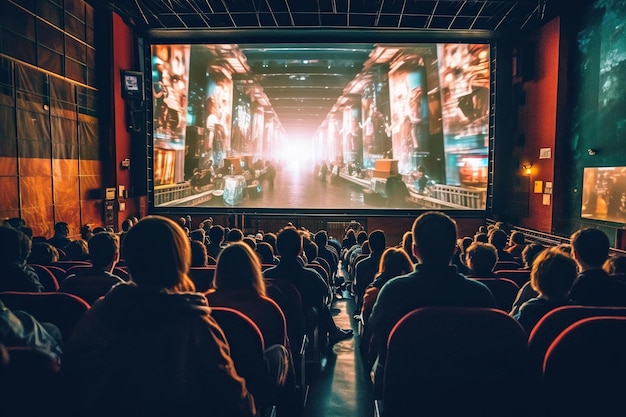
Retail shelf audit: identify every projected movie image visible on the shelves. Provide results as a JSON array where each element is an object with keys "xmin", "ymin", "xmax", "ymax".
[
  {"xmin": 150, "ymin": 42, "xmax": 490, "ymax": 211},
  {"xmin": 582, "ymin": 167, "xmax": 626, "ymax": 223}
]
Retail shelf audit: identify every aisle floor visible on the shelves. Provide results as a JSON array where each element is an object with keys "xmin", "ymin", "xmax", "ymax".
[{"xmin": 302, "ymin": 293, "xmax": 374, "ymax": 417}]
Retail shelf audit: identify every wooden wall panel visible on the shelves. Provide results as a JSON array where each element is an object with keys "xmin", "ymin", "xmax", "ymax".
[
  {"xmin": 0, "ymin": 157, "xmax": 17, "ymax": 176},
  {"xmin": 19, "ymin": 157, "xmax": 52, "ymax": 177},
  {"xmin": 0, "ymin": 176, "xmax": 19, "ymax": 212},
  {"xmin": 55, "ymin": 203, "xmax": 83, "ymax": 237},
  {"xmin": 80, "ymin": 199, "xmax": 104, "ymax": 228},
  {"xmin": 20, "ymin": 176, "xmax": 52, "ymax": 209},
  {"xmin": 21, "ymin": 205, "xmax": 54, "ymax": 238}
]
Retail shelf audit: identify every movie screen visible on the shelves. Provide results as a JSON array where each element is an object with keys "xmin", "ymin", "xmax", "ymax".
[
  {"xmin": 582, "ymin": 166, "xmax": 626, "ymax": 223},
  {"xmin": 149, "ymin": 42, "xmax": 490, "ymax": 212}
]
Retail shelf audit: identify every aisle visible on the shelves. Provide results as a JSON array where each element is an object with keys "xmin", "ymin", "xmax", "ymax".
[{"xmin": 302, "ymin": 294, "xmax": 374, "ymax": 417}]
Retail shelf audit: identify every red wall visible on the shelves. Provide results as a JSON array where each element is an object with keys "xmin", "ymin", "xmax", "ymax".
[
  {"xmin": 516, "ymin": 17, "xmax": 560, "ymax": 232},
  {"xmin": 110, "ymin": 13, "xmax": 138, "ymax": 227}
]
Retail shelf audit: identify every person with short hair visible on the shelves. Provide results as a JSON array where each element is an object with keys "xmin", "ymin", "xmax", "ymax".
[
  {"xmin": 506, "ymin": 231, "xmax": 526, "ymax": 259},
  {"xmin": 207, "ymin": 224, "xmax": 226, "ymax": 259},
  {"xmin": 488, "ymin": 228, "xmax": 516, "ymax": 262},
  {"xmin": 62, "ymin": 216, "xmax": 255, "ymax": 417},
  {"xmin": 263, "ymin": 226, "xmax": 353, "ymax": 345},
  {"xmin": 59, "ymin": 232, "xmax": 125, "ymax": 304},
  {"xmin": 368, "ymin": 212, "xmax": 496, "ymax": 394},
  {"xmin": 569, "ymin": 228, "xmax": 626, "ymax": 306},
  {"xmin": 465, "ymin": 242, "xmax": 499, "ymax": 278},
  {"xmin": 0, "ymin": 226, "xmax": 43, "ymax": 292},
  {"xmin": 47, "ymin": 222, "xmax": 71, "ymax": 250}
]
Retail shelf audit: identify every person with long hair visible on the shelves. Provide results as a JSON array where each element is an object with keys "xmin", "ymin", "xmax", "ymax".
[
  {"xmin": 207, "ymin": 242, "xmax": 295, "ymax": 413},
  {"xmin": 62, "ymin": 216, "xmax": 255, "ymax": 417}
]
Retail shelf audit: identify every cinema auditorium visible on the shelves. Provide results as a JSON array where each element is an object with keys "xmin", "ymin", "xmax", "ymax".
[{"xmin": 2, "ymin": 1, "xmax": 626, "ymax": 416}]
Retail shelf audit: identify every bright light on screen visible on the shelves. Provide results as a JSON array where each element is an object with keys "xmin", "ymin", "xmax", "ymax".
[{"xmin": 149, "ymin": 42, "xmax": 490, "ymax": 212}]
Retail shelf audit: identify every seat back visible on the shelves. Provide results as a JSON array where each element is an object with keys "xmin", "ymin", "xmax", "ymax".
[
  {"xmin": 0, "ymin": 291, "xmax": 90, "ymax": 343},
  {"xmin": 527, "ymin": 305, "xmax": 626, "ymax": 376},
  {"xmin": 210, "ymin": 307, "xmax": 270, "ymax": 406},
  {"xmin": 494, "ymin": 260, "xmax": 522, "ymax": 271},
  {"xmin": 188, "ymin": 266, "xmax": 215, "ymax": 292},
  {"xmin": 0, "ymin": 346, "xmax": 62, "ymax": 417},
  {"xmin": 28, "ymin": 264, "xmax": 60, "ymax": 291},
  {"xmin": 264, "ymin": 278, "xmax": 307, "ymax": 393},
  {"xmin": 382, "ymin": 306, "xmax": 529, "ymax": 417},
  {"xmin": 494, "ymin": 269, "xmax": 530, "ymax": 287},
  {"xmin": 542, "ymin": 316, "xmax": 626, "ymax": 416},
  {"xmin": 44, "ymin": 265, "xmax": 67, "ymax": 285},
  {"xmin": 472, "ymin": 277, "xmax": 520, "ymax": 311}
]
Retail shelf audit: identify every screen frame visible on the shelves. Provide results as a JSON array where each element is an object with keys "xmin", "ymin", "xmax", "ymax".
[{"xmin": 142, "ymin": 29, "xmax": 496, "ymax": 218}]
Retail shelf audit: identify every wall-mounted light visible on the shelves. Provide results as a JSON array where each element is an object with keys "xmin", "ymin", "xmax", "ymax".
[{"xmin": 522, "ymin": 163, "xmax": 533, "ymax": 175}]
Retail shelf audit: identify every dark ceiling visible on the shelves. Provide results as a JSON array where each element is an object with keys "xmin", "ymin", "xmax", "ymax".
[{"xmin": 93, "ymin": 0, "xmax": 553, "ymax": 136}]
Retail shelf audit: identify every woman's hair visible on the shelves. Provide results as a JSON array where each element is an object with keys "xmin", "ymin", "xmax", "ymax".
[
  {"xmin": 378, "ymin": 247, "xmax": 414, "ymax": 278},
  {"xmin": 122, "ymin": 216, "xmax": 195, "ymax": 293},
  {"xmin": 604, "ymin": 254, "xmax": 626, "ymax": 275},
  {"xmin": 214, "ymin": 242, "xmax": 266, "ymax": 297},
  {"xmin": 530, "ymin": 248, "xmax": 578, "ymax": 298}
]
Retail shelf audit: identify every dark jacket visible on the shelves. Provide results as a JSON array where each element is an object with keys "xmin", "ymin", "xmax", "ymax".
[
  {"xmin": 62, "ymin": 283, "xmax": 255, "ymax": 417},
  {"xmin": 569, "ymin": 268, "xmax": 626, "ymax": 307}
]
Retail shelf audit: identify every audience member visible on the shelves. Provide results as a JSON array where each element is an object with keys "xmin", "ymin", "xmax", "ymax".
[
  {"xmin": 353, "ymin": 230, "xmax": 386, "ymax": 313},
  {"xmin": 360, "ymin": 247, "xmax": 414, "ymax": 326},
  {"xmin": 474, "ymin": 232, "xmax": 489, "ymax": 243},
  {"xmin": 400, "ymin": 230, "xmax": 418, "ymax": 264},
  {"xmin": 451, "ymin": 236, "xmax": 472, "ymax": 275},
  {"xmin": 64, "ymin": 239, "xmax": 89, "ymax": 261},
  {"xmin": 207, "ymin": 224, "xmax": 226, "ymax": 259},
  {"xmin": 256, "ymin": 241, "xmax": 278, "ymax": 266},
  {"xmin": 263, "ymin": 227, "xmax": 353, "ymax": 345},
  {"xmin": 512, "ymin": 248, "xmax": 577, "ymax": 333},
  {"xmin": 27, "ymin": 242, "xmax": 60, "ymax": 265},
  {"xmin": 465, "ymin": 242, "xmax": 499, "ymax": 278},
  {"xmin": 0, "ymin": 299, "xmax": 63, "ymax": 361},
  {"xmin": 80, "ymin": 224, "xmax": 94, "ymax": 241},
  {"xmin": 59, "ymin": 232, "xmax": 124, "ymax": 305},
  {"xmin": 569, "ymin": 228, "xmax": 626, "ymax": 306},
  {"xmin": 226, "ymin": 228, "xmax": 244, "ymax": 244},
  {"xmin": 489, "ymin": 228, "xmax": 516, "ymax": 262},
  {"xmin": 314, "ymin": 230, "xmax": 339, "ymax": 281},
  {"xmin": 510, "ymin": 243, "xmax": 548, "ymax": 315},
  {"xmin": 207, "ymin": 242, "xmax": 292, "ymax": 406},
  {"xmin": 368, "ymin": 212, "xmax": 496, "ymax": 394},
  {"xmin": 62, "ymin": 216, "xmax": 255, "ymax": 417},
  {"xmin": 47, "ymin": 222, "xmax": 72, "ymax": 250},
  {"xmin": 0, "ymin": 226, "xmax": 43, "ymax": 292},
  {"xmin": 190, "ymin": 240, "xmax": 209, "ymax": 267},
  {"xmin": 506, "ymin": 231, "xmax": 526, "ymax": 259},
  {"xmin": 605, "ymin": 254, "xmax": 626, "ymax": 276}
]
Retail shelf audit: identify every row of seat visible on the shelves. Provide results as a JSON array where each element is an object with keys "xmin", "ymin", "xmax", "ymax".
[{"xmin": 375, "ymin": 305, "xmax": 626, "ymax": 417}]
